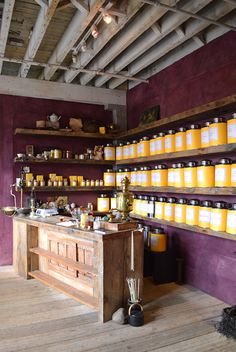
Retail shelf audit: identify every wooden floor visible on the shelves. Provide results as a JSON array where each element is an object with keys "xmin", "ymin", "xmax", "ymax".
[{"xmin": 0, "ymin": 267, "xmax": 235, "ymax": 351}]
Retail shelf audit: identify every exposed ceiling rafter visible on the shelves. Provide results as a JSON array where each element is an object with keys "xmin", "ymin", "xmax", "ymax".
[
  {"xmin": 34, "ymin": 0, "xmax": 48, "ymax": 7},
  {"xmin": 70, "ymin": 0, "xmax": 89, "ymax": 12},
  {"xmin": 0, "ymin": 0, "xmax": 15, "ymax": 73}
]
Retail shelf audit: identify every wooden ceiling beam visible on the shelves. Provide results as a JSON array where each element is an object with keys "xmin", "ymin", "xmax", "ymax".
[
  {"xmin": 19, "ymin": 0, "xmax": 60, "ymax": 78},
  {"xmin": 34, "ymin": 0, "xmax": 48, "ymax": 7},
  {"xmin": 0, "ymin": 0, "xmax": 15, "ymax": 73},
  {"xmin": 70, "ymin": 0, "xmax": 89, "ymax": 12}
]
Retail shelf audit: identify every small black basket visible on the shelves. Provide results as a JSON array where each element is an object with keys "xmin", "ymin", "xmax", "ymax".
[{"xmin": 216, "ymin": 306, "xmax": 236, "ymax": 339}]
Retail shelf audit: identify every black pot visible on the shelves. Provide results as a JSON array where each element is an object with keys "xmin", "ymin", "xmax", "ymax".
[{"xmin": 128, "ymin": 303, "xmax": 144, "ymax": 327}]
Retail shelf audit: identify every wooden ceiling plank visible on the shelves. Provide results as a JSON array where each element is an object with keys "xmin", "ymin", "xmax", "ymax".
[
  {"xmin": 0, "ymin": 0, "xmax": 15, "ymax": 73},
  {"xmin": 70, "ymin": 0, "xmax": 89, "ymax": 13},
  {"xmin": 34, "ymin": 0, "xmax": 48, "ymax": 7},
  {"xmin": 18, "ymin": 0, "xmax": 60, "ymax": 78}
]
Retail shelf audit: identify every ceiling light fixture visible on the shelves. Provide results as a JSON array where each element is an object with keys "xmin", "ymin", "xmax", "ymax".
[
  {"xmin": 102, "ymin": 12, "xmax": 113, "ymax": 24},
  {"xmin": 91, "ymin": 26, "xmax": 99, "ymax": 38}
]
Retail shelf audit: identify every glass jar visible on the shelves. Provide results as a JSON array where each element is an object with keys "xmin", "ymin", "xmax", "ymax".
[
  {"xmin": 141, "ymin": 195, "xmax": 149, "ymax": 217},
  {"xmin": 116, "ymin": 168, "xmax": 123, "ymax": 186},
  {"xmin": 210, "ymin": 201, "xmax": 227, "ymax": 232},
  {"xmin": 184, "ymin": 161, "xmax": 198, "ymax": 188},
  {"xmin": 209, "ymin": 117, "xmax": 227, "ymax": 146},
  {"xmin": 99, "ymin": 179, "xmax": 104, "ymax": 186},
  {"xmin": 135, "ymin": 195, "xmax": 143, "ymax": 215},
  {"xmin": 175, "ymin": 127, "xmax": 186, "ymax": 152},
  {"xmin": 97, "ymin": 194, "xmax": 110, "ymax": 212},
  {"xmin": 151, "ymin": 164, "xmax": 168, "ymax": 187},
  {"xmin": 156, "ymin": 132, "xmax": 165, "ymax": 154},
  {"xmin": 197, "ymin": 160, "xmax": 215, "ymax": 187},
  {"xmin": 186, "ymin": 199, "xmax": 199, "ymax": 226},
  {"xmin": 148, "ymin": 196, "xmax": 156, "ymax": 218},
  {"xmin": 58, "ymin": 180, "xmax": 63, "ymax": 187},
  {"xmin": 168, "ymin": 163, "xmax": 177, "ymax": 187},
  {"xmin": 175, "ymin": 162, "xmax": 185, "ymax": 188},
  {"xmin": 104, "ymin": 144, "xmax": 115, "ymax": 160},
  {"xmin": 215, "ymin": 158, "xmax": 232, "ymax": 187},
  {"xmin": 103, "ymin": 169, "xmax": 116, "ymax": 186},
  {"xmin": 164, "ymin": 197, "xmax": 176, "ymax": 221},
  {"xmin": 33, "ymin": 180, "xmax": 38, "ymax": 187},
  {"xmin": 150, "ymin": 228, "xmax": 167, "ymax": 252},
  {"xmin": 130, "ymin": 140, "xmax": 138, "ymax": 159},
  {"xmin": 226, "ymin": 203, "xmax": 236, "ymax": 235},
  {"xmin": 201, "ymin": 121, "xmax": 211, "ymax": 148},
  {"xmin": 137, "ymin": 167, "xmax": 143, "ymax": 186},
  {"xmin": 154, "ymin": 197, "xmax": 166, "ymax": 220},
  {"xmin": 90, "ymin": 180, "xmax": 95, "ymax": 187},
  {"xmin": 63, "ymin": 178, "xmax": 68, "ymax": 187},
  {"xmin": 116, "ymin": 143, "xmax": 123, "ymax": 161},
  {"xmin": 174, "ymin": 198, "xmax": 187, "ymax": 223},
  {"xmin": 130, "ymin": 167, "xmax": 138, "ymax": 186},
  {"xmin": 123, "ymin": 141, "xmax": 131, "ymax": 159},
  {"xmin": 198, "ymin": 200, "xmax": 212, "ymax": 228},
  {"xmin": 85, "ymin": 180, "xmax": 90, "ymax": 187},
  {"xmin": 80, "ymin": 210, "xmax": 89, "ymax": 229},
  {"xmin": 123, "ymin": 168, "xmax": 131, "ymax": 182},
  {"xmin": 142, "ymin": 166, "xmax": 151, "ymax": 187},
  {"xmin": 150, "ymin": 134, "xmax": 158, "ymax": 156},
  {"xmin": 95, "ymin": 179, "xmax": 100, "ymax": 187},
  {"xmin": 110, "ymin": 193, "xmax": 117, "ymax": 209},
  {"xmin": 227, "ymin": 113, "xmax": 236, "ymax": 144},
  {"xmin": 231, "ymin": 162, "xmax": 236, "ymax": 186},
  {"xmin": 186, "ymin": 124, "xmax": 201, "ymax": 150},
  {"xmin": 54, "ymin": 149, "xmax": 62, "ymax": 159},
  {"xmin": 164, "ymin": 129, "xmax": 175, "ymax": 153},
  {"xmin": 48, "ymin": 179, "xmax": 53, "ymax": 187},
  {"xmin": 139, "ymin": 137, "xmax": 150, "ymax": 157}
]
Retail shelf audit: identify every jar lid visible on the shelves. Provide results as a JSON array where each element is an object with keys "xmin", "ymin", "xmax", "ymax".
[
  {"xmin": 187, "ymin": 161, "xmax": 198, "ymax": 167},
  {"xmin": 140, "ymin": 167, "xmax": 144, "ymax": 171},
  {"xmin": 229, "ymin": 203, "xmax": 236, "ymax": 210},
  {"xmin": 213, "ymin": 201, "xmax": 227, "ymax": 209},
  {"xmin": 152, "ymin": 134, "xmax": 158, "ymax": 139},
  {"xmin": 200, "ymin": 200, "xmax": 212, "ymax": 207},
  {"xmin": 167, "ymin": 197, "xmax": 176, "ymax": 203},
  {"xmin": 143, "ymin": 225, "xmax": 150, "ymax": 230},
  {"xmin": 106, "ymin": 143, "xmax": 113, "ymax": 147},
  {"xmin": 139, "ymin": 138, "xmax": 143, "ymax": 142},
  {"xmin": 112, "ymin": 193, "xmax": 117, "ymax": 198},
  {"xmin": 126, "ymin": 142, "xmax": 130, "ymax": 145},
  {"xmin": 232, "ymin": 113, "xmax": 236, "ymax": 119},
  {"xmin": 152, "ymin": 227, "xmax": 164, "ymax": 234},
  {"xmin": 138, "ymin": 195, "xmax": 143, "ymax": 200},
  {"xmin": 100, "ymin": 194, "xmax": 108, "ymax": 198},
  {"xmin": 217, "ymin": 158, "xmax": 232, "ymax": 165},
  {"xmin": 118, "ymin": 142, "xmax": 123, "ymax": 147},
  {"xmin": 172, "ymin": 163, "xmax": 177, "ymax": 168},
  {"xmin": 212, "ymin": 117, "xmax": 224, "ymax": 123},
  {"xmin": 189, "ymin": 124, "xmax": 200, "ymax": 129},
  {"xmin": 157, "ymin": 196, "xmax": 166, "ymax": 202},
  {"xmin": 132, "ymin": 140, "xmax": 138, "ymax": 144},
  {"xmin": 154, "ymin": 164, "xmax": 167, "ymax": 170},
  {"xmin": 158, "ymin": 132, "xmax": 165, "ymax": 137},
  {"xmin": 124, "ymin": 168, "xmax": 130, "ymax": 172},
  {"xmin": 118, "ymin": 168, "xmax": 123, "ymax": 172},
  {"xmin": 178, "ymin": 198, "xmax": 187, "ymax": 204},
  {"xmin": 142, "ymin": 136, "xmax": 149, "ymax": 141},
  {"xmin": 106, "ymin": 169, "xmax": 113, "ymax": 172},
  {"xmin": 177, "ymin": 162, "xmax": 185, "ymax": 168},
  {"xmin": 143, "ymin": 166, "xmax": 150, "ymax": 171},
  {"xmin": 143, "ymin": 196, "xmax": 149, "ymax": 200},
  {"xmin": 203, "ymin": 121, "xmax": 211, "ymax": 127},
  {"xmin": 188, "ymin": 199, "xmax": 199, "ymax": 206},
  {"xmin": 178, "ymin": 127, "xmax": 186, "ymax": 132},
  {"xmin": 150, "ymin": 196, "xmax": 157, "ymax": 201},
  {"xmin": 200, "ymin": 160, "xmax": 212, "ymax": 166},
  {"xmin": 167, "ymin": 129, "xmax": 175, "ymax": 134},
  {"xmin": 132, "ymin": 167, "xmax": 139, "ymax": 171}
]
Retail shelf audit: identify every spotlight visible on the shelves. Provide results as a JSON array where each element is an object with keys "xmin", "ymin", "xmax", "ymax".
[
  {"xmin": 91, "ymin": 26, "xmax": 99, "ymax": 38},
  {"xmin": 103, "ymin": 12, "xmax": 112, "ymax": 24}
]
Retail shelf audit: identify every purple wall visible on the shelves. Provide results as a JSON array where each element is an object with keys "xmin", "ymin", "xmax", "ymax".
[
  {"xmin": 127, "ymin": 31, "xmax": 236, "ymax": 304},
  {"xmin": 0, "ymin": 95, "xmax": 112, "ymax": 265}
]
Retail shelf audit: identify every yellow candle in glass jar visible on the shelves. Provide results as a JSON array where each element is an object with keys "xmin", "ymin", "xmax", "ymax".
[
  {"xmin": 215, "ymin": 158, "xmax": 231, "ymax": 187},
  {"xmin": 201, "ymin": 121, "xmax": 211, "ymax": 148},
  {"xmin": 175, "ymin": 127, "xmax": 186, "ymax": 152},
  {"xmin": 184, "ymin": 161, "xmax": 198, "ymax": 187},
  {"xmin": 164, "ymin": 197, "xmax": 176, "ymax": 221},
  {"xmin": 186, "ymin": 200, "xmax": 199, "ymax": 226},
  {"xmin": 174, "ymin": 198, "xmax": 187, "ymax": 223},
  {"xmin": 210, "ymin": 202, "xmax": 227, "ymax": 232},
  {"xmin": 164, "ymin": 130, "xmax": 175, "ymax": 153},
  {"xmin": 116, "ymin": 143, "xmax": 123, "ymax": 161},
  {"xmin": 154, "ymin": 197, "xmax": 166, "ymax": 220},
  {"xmin": 197, "ymin": 160, "xmax": 215, "ymax": 187},
  {"xmin": 227, "ymin": 113, "xmax": 236, "ymax": 144},
  {"xmin": 226, "ymin": 204, "xmax": 236, "ymax": 235},
  {"xmin": 186, "ymin": 124, "xmax": 201, "ymax": 150},
  {"xmin": 151, "ymin": 164, "xmax": 168, "ymax": 187},
  {"xmin": 209, "ymin": 117, "xmax": 227, "ymax": 146},
  {"xmin": 198, "ymin": 201, "xmax": 212, "ymax": 228}
]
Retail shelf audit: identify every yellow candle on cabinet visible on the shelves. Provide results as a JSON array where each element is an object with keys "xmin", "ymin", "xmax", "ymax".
[
  {"xmin": 175, "ymin": 163, "xmax": 185, "ymax": 188},
  {"xmin": 154, "ymin": 197, "xmax": 166, "ymax": 220},
  {"xmin": 164, "ymin": 197, "xmax": 176, "ymax": 221},
  {"xmin": 104, "ymin": 144, "xmax": 115, "ymax": 160},
  {"xmin": 116, "ymin": 143, "xmax": 123, "ymax": 161},
  {"xmin": 231, "ymin": 163, "xmax": 236, "ymax": 186},
  {"xmin": 103, "ymin": 169, "xmax": 116, "ymax": 186},
  {"xmin": 139, "ymin": 137, "xmax": 150, "ymax": 157},
  {"xmin": 129, "ymin": 140, "xmax": 137, "ymax": 159},
  {"xmin": 156, "ymin": 132, "xmax": 165, "ymax": 154},
  {"xmin": 97, "ymin": 194, "xmax": 110, "ymax": 212}
]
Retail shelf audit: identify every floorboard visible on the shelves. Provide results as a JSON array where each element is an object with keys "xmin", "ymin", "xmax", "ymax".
[{"xmin": 0, "ymin": 270, "xmax": 235, "ymax": 352}]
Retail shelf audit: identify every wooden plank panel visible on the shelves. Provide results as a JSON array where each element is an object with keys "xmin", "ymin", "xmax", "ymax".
[
  {"xmin": 14, "ymin": 128, "xmax": 116, "ymax": 139},
  {"xmin": 129, "ymin": 186, "xmax": 236, "ymax": 195}
]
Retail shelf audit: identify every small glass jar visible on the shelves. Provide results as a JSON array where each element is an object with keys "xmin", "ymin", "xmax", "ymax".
[
  {"xmin": 215, "ymin": 158, "xmax": 232, "ymax": 187},
  {"xmin": 90, "ymin": 180, "xmax": 95, "ymax": 187},
  {"xmin": 164, "ymin": 197, "xmax": 176, "ymax": 221},
  {"xmin": 156, "ymin": 132, "xmax": 165, "ymax": 154},
  {"xmin": 174, "ymin": 198, "xmax": 187, "ymax": 223},
  {"xmin": 150, "ymin": 228, "xmax": 167, "ymax": 252},
  {"xmin": 63, "ymin": 178, "xmax": 68, "ymax": 186},
  {"xmin": 139, "ymin": 137, "xmax": 150, "ymax": 157},
  {"xmin": 168, "ymin": 163, "xmax": 177, "ymax": 187},
  {"xmin": 135, "ymin": 195, "xmax": 143, "ymax": 215},
  {"xmin": 53, "ymin": 180, "xmax": 58, "ymax": 187},
  {"xmin": 150, "ymin": 134, "xmax": 158, "ymax": 156},
  {"xmin": 48, "ymin": 179, "xmax": 53, "ymax": 187},
  {"xmin": 201, "ymin": 121, "xmax": 211, "ymax": 148},
  {"xmin": 40, "ymin": 180, "xmax": 45, "ymax": 187},
  {"xmin": 58, "ymin": 180, "xmax": 63, "ymax": 187},
  {"xmin": 227, "ymin": 113, "xmax": 236, "ymax": 144},
  {"xmin": 116, "ymin": 169, "xmax": 123, "ymax": 186},
  {"xmin": 164, "ymin": 129, "xmax": 175, "ymax": 153},
  {"xmin": 210, "ymin": 201, "xmax": 227, "ymax": 232},
  {"xmin": 148, "ymin": 196, "xmax": 156, "ymax": 218},
  {"xmin": 81, "ymin": 180, "xmax": 86, "ymax": 187},
  {"xmin": 123, "ymin": 142, "xmax": 131, "ymax": 159},
  {"xmin": 85, "ymin": 180, "xmax": 90, "ymax": 187},
  {"xmin": 130, "ymin": 167, "xmax": 138, "ymax": 186},
  {"xmin": 151, "ymin": 164, "xmax": 168, "ymax": 187},
  {"xmin": 197, "ymin": 160, "xmax": 215, "ymax": 187},
  {"xmin": 186, "ymin": 199, "xmax": 199, "ymax": 226},
  {"xmin": 175, "ymin": 127, "xmax": 186, "ymax": 152},
  {"xmin": 129, "ymin": 140, "xmax": 137, "ymax": 159},
  {"xmin": 110, "ymin": 193, "xmax": 117, "ymax": 209},
  {"xmin": 99, "ymin": 180, "xmax": 104, "ymax": 186},
  {"xmin": 226, "ymin": 203, "xmax": 236, "ymax": 235},
  {"xmin": 175, "ymin": 162, "xmax": 185, "ymax": 188},
  {"xmin": 116, "ymin": 143, "xmax": 123, "ymax": 161},
  {"xmin": 154, "ymin": 197, "xmax": 166, "ymax": 220},
  {"xmin": 209, "ymin": 117, "xmax": 227, "ymax": 146},
  {"xmin": 103, "ymin": 169, "xmax": 116, "ymax": 187},
  {"xmin": 104, "ymin": 144, "xmax": 115, "ymax": 160},
  {"xmin": 95, "ymin": 179, "xmax": 100, "ymax": 187},
  {"xmin": 33, "ymin": 180, "xmax": 38, "ymax": 187},
  {"xmin": 54, "ymin": 149, "xmax": 62, "ymax": 159},
  {"xmin": 142, "ymin": 166, "xmax": 151, "ymax": 187},
  {"xmin": 184, "ymin": 161, "xmax": 198, "ymax": 188},
  {"xmin": 97, "ymin": 194, "xmax": 110, "ymax": 212},
  {"xmin": 198, "ymin": 200, "xmax": 212, "ymax": 228},
  {"xmin": 186, "ymin": 124, "xmax": 201, "ymax": 150}
]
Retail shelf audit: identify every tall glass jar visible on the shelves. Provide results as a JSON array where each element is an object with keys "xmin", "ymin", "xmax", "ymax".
[
  {"xmin": 186, "ymin": 124, "xmax": 201, "ymax": 150},
  {"xmin": 175, "ymin": 127, "xmax": 186, "ymax": 152},
  {"xmin": 209, "ymin": 117, "xmax": 227, "ymax": 146}
]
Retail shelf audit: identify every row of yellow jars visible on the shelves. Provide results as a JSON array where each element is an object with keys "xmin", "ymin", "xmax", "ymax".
[{"xmin": 149, "ymin": 132, "xmax": 165, "ymax": 155}]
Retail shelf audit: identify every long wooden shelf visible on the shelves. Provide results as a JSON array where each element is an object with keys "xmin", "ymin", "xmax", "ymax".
[
  {"xmin": 129, "ymin": 186, "xmax": 236, "ymax": 195},
  {"xmin": 14, "ymin": 158, "xmax": 115, "ymax": 165},
  {"xmin": 29, "ymin": 270, "xmax": 98, "ymax": 309},
  {"xmin": 14, "ymin": 128, "xmax": 116, "ymax": 139},
  {"xmin": 116, "ymin": 143, "xmax": 236, "ymax": 165},
  {"xmin": 118, "ymin": 93, "xmax": 236, "ymax": 139},
  {"xmin": 15, "ymin": 186, "xmax": 114, "ymax": 192},
  {"xmin": 30, "ymin": 247, "xmax": 97, "ymax": 275},
  {"xmin": 130, "ymin": 214, "xmax": 236, "ymax": 242}
]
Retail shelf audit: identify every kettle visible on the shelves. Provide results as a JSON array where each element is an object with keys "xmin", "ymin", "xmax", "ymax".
[
  {"xmin": 47, "ymin": 113, "xmax": 61, "ymax": 122},
  {"xmin": 128, "ymin": 303, "xmax": 144, "ymax": 327}
]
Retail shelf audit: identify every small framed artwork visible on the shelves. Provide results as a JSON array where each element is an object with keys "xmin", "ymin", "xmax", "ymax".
[
  {"xmin": 139, "ymin": 105, "xmax": 160, "ymax": 126},
  {"xmin": 26, "ymin": 145, "xmax": 34, "ymax": 156}
]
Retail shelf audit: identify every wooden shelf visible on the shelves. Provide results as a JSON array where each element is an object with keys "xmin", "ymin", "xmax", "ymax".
[
  {"xmin": 14, "ymin": 128, "xmax": 116, "ymax": 139},
  {"xmin": 130, "ymin": 214, "xmax": 236, "ymax": 242},
  {"xmin": 15, "ymin": 186, "xmax": 114, "ymax": 192},
  {"xmin": 30, "ymin": 247, "xmax": 97, "ymax": 275},
  {"xmin": 14, "ymin": 158, "xmax": 115, "ymax": 165},
  {"xmin": 29, "ymin": 270, "xmax": 98, "ymax": 309},
  {"xmin": 116, "ymin": 143, "xmax": 236, "ymax": 165},
  {"xmin": 118, "ymin": 93, "xmax": 236, "ymax": 139},
  {"xmin": 129, "ymin": 186, "xmax": 236, "ymax": 195}
]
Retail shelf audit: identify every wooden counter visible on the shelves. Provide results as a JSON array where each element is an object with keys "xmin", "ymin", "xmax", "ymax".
[{"xmin": 13, "ymin": 216, "xmax": 143, "ymax": 322}]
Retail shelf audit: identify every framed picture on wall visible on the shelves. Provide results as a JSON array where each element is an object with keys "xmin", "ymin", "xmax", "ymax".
[{"xmin": 139, "ymin": 105, "xmax": 160, "ymax": 126}]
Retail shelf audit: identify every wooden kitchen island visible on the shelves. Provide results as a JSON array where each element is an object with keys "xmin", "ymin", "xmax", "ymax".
[{"xmin": 13, "ymin": 216, "xmax": 143, "ymax": 322}]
